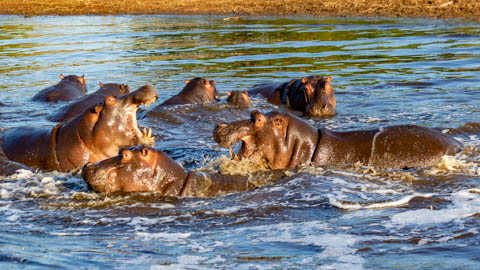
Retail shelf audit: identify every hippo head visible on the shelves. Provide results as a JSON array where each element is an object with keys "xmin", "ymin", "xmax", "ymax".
[
  {"xmin": 184, "ymin": 77, "xmax": 220, "ymax": 102},
  {"xmin": 305, "ymin": 76, "xmax": 336, "ymax": 116},
  {"xmin": 98, "ymin": 82, "xmax": 131, "ymax": 96},
  {"xmin": 82, "ymin": 146, "xmax": 188, "ymax": 194},
  {"xmin": 60, "ymin": 73, "xmax": 87, "ymax": 93},
  {"xmin": 68, "ymin": 85, "xmax": 158, "ymax": 162},
  {"xmin": 226, "ymin": 90, "xmax": 252, "ymax": 107},
  {"xmin": 214, "ymin": 110, "xmax": 319, "ymax": 169}
]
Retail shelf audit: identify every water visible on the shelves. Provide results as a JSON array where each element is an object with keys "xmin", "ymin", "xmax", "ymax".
[{"xmin": 0, "ymin": 15, "xmax": 480, "ymax": 269}]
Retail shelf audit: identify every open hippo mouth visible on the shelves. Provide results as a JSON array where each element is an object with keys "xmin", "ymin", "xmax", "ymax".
[
  {"xmin": 213, "ymin": 114, "xmax": 258, "ymax": 159},
  {"xmin": 117, "ymin": 85, "xmax": 158, "ymax": 145},
  {"xmin": 89, "ymin": 84, "xmax": 158, "ymax": 153}
]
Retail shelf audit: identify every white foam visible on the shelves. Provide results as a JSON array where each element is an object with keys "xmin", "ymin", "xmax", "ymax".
[
  {"xmin": 214, "ymin": 206, "xmax": 241, "ymax": 215},
  {"xmin": 10, "ymin": 169, "xmax": 35, "ymax": 179},
  {"xmin": 136, "ymin": 232, "xmax": 192, "ymax": 240},
  {"xmin": 329, "ymin": 193, "xmax": 433, "ymax": 210},
  {"xmin": 391, "ymin": 189, "xmax": 480, "ymax": 226},
  {"xmin": 233, "ymin": 221, "xmax": 364, "ymax": 268},
  {"xmin": 0, "ymin": 188, "xmax": 10, "ymax": 199}
]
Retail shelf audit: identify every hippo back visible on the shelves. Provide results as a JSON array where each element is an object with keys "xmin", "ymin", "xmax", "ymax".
[
  {"xmin": 368, "ymin": 125, "xmax": 462, "ymax": 169},
  {"xmin": 49, "ymin": 83, "xmax": 129, "ymax": 122}
]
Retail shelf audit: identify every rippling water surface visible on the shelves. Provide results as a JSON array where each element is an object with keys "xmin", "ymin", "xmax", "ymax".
[{"xmin": 0, "ymin": 15, "xmax": 479, "ymax": 269}]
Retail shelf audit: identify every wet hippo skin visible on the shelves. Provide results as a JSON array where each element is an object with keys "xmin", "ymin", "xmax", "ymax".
[
  {"xmin": 248, "ymin": 76, "xmax": 336, "ymax": 116},
  {"xmin": 226, "ymin": 90, "xmax": 252, "ymax": 108},
  {"xmin": 158, "ymin": 77, "xmax": 220, "ymax": 106},
  {"xmin": 31, "ymin": 74, "xmax": 87, "ymax": 102},
  {"xmin": 82, "ymin": 146, "xmax": 254, "ymax": 197},
  {"xmin": 213, "ymin": 110, "xmax": 462, "ymax": 170},
  {"xmin": 49, "ymin": 82, "xmax": 130, "ymax": 122},
  {"xmin": 2, "ymin": 85, "xmax": 158, "ymax": 172}
]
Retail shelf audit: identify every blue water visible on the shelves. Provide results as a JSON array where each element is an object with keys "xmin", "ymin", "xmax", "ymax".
[{"xmin": 0, "ymin": 15, "xmax": 479, "ymax": 269}]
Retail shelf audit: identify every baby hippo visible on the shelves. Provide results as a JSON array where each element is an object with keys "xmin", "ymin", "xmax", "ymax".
[
  {"xmin": 226, "ymin": 90, "xmax": 252, "ymax": 107},
  {"xmin": 82, "ymin": 146, "xmax": 254, "ymax": 197},
  {"xmin": 158, "ymin": 77, "xmax": 219, "ymax": 106},
  {"xmin": 32, "ymin": 74, "xmax": 87, "ymax": 102}
]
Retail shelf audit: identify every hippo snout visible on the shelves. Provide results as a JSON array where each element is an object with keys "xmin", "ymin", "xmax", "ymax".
[
  {"xmin": 307, "ymin": 103, "xmax": 335, "ymax": 116},
  {"xmin": 132, "ymin": 85, "xmax": 158, "ymax": 104}
]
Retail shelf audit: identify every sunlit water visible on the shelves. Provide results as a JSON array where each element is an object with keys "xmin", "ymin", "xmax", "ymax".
[{"xmin": 0, "ymin": 15, "xmax": 479, "ymax": 269}]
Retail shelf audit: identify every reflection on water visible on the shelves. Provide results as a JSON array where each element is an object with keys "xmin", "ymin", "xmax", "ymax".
[{"xmin": 0, "ymin": 15, "xmax": 479, "ymax": 269}]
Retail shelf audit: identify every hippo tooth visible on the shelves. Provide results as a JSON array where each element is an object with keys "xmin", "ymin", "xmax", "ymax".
[
  {"xmin": 148, "ymin": 127, "xmax": 152, "ymax": 137},
  {"xmin": 229, "ymin": 147, "xmax": 240, "ymax": 161}
]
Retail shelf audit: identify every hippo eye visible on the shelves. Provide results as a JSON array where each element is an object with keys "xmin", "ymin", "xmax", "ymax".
[
  {"xmin": 121, "ymin": 150, "xmax": 133, "ymax": 163},
  {"xmin": 141, "ymin": 148, "xmax": 148, "ymax": 156}
]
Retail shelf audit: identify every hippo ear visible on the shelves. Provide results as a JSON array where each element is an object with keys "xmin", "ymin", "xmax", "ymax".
[
  {"xmin": 82, "ymin": 74, "xmax": 85, "ymax": 79},
  {"xmin": 243, "ymin": 90, "xmax": 248, "ymax": 95},
  {"xmin": 99, "ymin": 82, "xmax": 104, "ymax": 88},
  {"xmin": 60, "ymin": 74, "xmax": 64, "ymax": 80},
  {"xmin": 185, "ymin": 80, "xmax": 190, "ymax": 84},
  {"xmin": 94, "ymin": 105, "xmax": 102, "ymax": 114},
  {"xmin": 326, "ymin": 76, "xmax": 332, "ymax": 82},
  {"xmin": 301, "ymin": 77, "xmax": 308, "ymax": 84},
  {"xmin": 121, "ymin": 84, "xmax": 130, "ymax": 93},
  {"xmin": 227, "ymin": 91, "xmax": 231, "ymax": 96}
]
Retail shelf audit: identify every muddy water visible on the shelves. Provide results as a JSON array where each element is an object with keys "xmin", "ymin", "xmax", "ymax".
[{"xmin": 0, "ymin": 15, "xmax": 479, "ymax": 269}]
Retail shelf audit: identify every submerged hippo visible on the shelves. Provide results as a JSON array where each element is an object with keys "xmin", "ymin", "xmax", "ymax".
[
  {"xmin": 82, "ymin": 146, "xmax": 253, "ymax": 197},
  {"xmin": 248, "ymin": 76, "xmax": 336, "ymax": 116},
  {"xmin": 49, "ymin": 82, "xmax": 130, "ymax": 122},
  {"xmin": 158, "ymin": 77, "xmax": 219, "ymax": 106},
  {"xmin": 32, "ymin": 74, "xmax": 87, "ymax": 102},
  {"xmin": 226, "ymin": 90, "xmax": 252, "ymax": 108},
  {"xmin": 2, "ymin": 85, "xmax": 158, "ymax": 172},
  {"xmin": 213, "ymin": 110, "xmax": 462, "ymax": 170}
]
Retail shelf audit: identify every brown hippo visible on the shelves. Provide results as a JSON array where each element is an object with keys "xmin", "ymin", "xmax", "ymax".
[
  {"xmin": 159, "ymin": 77, "xmax": 219, "ymax": 106},
  {"xmin": 49, "ymin": 82, "xmax": 130, "ymax": 122},
  {"xmin": 248, "ymin": 76, "xmax": 336, "ymax": 116},
  {"xmin": 226, "ymin": 90, "xmax": 252, "ymax": 108},
  {"xmin": 82, "ymin": 146, "xmax": 253, "ymax": 197},
  {"xmin": 2, "ymin": 85, "xmax": 158, "ymax": 172},
  {"xmin": 32, "ymin": 74, "xmax": 87, "ymax": 102},
  {"xmin": 213, "ymin": 110, "xmax": 462, "ymax": 170}
]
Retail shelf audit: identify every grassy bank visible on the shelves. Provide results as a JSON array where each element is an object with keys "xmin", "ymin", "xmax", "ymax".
[{"xmin": 1, "ymin": 0, "xmax": 479, "ymax": 20}]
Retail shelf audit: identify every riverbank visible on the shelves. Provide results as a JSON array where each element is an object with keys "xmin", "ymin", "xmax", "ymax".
[{"xmin": 1, "ymin": 0, "xmax": 479, "ymax": 21}]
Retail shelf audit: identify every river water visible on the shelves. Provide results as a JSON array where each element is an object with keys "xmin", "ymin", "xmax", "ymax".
[{"xmin": 0, "ymin": 15, "xmax": 479, "ymax": 269}]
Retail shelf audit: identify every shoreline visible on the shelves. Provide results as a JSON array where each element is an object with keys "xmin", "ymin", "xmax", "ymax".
[{"xmin": 0, "ymin": 0, "xmax": 479, "ymax": 21}]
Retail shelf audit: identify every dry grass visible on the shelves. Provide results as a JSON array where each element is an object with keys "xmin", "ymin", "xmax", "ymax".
[{"xmin": 0, "ymin": 0, "xmax": 479, "ymax": 20}]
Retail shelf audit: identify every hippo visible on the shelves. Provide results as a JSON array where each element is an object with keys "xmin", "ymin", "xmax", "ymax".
[
  {"xmin": 2, "ymin": 85, "xmax": 158, "ymax": 172},
  {"xmin": 32, "ymin": 74, "xmax": 87, "ymax": 102},
  {"xmin": 158, "ymin": 77, "xmax": 219, "ymax": 106},
  {"xmin": 248, "ymin": 76, "xmax": 336, "ymax": 116},
  {"xmin": 226, "ymin": 90, "xmax": 252, "ymax": 108},
  {"xmin": 213, "ymin": 110, "xmax": 462, "ymax": 170},
  {"xmin": 49, "ymin": 82, "xmax": 130, "ymax": 122},
  {"xmin": 82, "ymin": 145, "xmax": 254, "ymax": 197}
]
